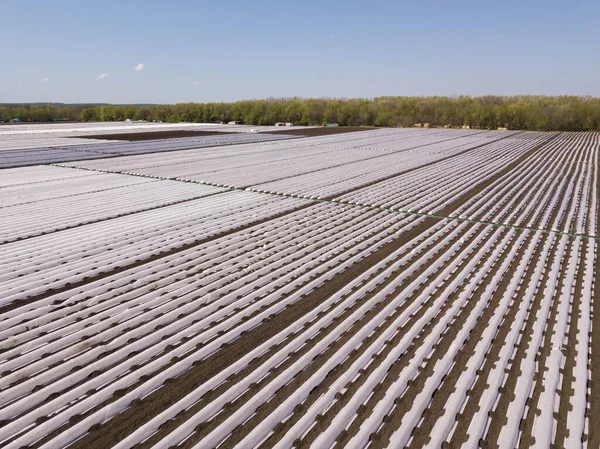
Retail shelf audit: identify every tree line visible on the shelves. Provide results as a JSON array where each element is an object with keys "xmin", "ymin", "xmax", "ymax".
[{"xmin": 2, "ymin": 96, "xmax": 600, "ymax": 131}]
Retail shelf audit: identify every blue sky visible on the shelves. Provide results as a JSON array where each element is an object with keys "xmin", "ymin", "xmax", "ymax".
[{"xmin": 2, "ymin": 0, "xmax": 599, "ymax": 104}]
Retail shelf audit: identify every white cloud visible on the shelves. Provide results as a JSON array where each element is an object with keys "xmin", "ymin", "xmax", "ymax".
[
  {"xmin": 40, "ymin": 77, "xmax": 49, "ymax": 83},
  {"xmin": 17, "ymin": 81, "xmax": 23, "ymax": 85},
  {"xmin": 194, "ymin": 81, "xmax": 202, "ymax": 85},
  {"xmin": 97, "ymin": 73, "xmax": 109, "ymax": 80},
  {"xmin": 133, "ymin": 63, "xmax": 144, "ymax": 71}
]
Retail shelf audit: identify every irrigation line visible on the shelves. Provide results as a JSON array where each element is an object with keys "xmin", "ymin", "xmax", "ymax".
[{"xmin": 50, "ymin": 163, "xmax": 600, "ymax": 242}]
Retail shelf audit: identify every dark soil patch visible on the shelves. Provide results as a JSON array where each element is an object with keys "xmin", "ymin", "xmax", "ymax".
[{"xmin": 73, "ymin": 130, "xmax": 236, "ymax": 142}]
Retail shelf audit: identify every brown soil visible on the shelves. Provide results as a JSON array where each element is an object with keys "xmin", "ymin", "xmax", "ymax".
[
  {"xmin": 410, "ymin": 154, "xmax": 562, "ymax": 449},
  {"xmin": 448, "ymin": 234, "xmax": 551, "ymax": 449},
  {"xmin": 517, "ymin": 239, "xmax": 571, "ymax": 448},
  {"xmin": 73, "ymin": 130, "xmax": 237, "ymax": 141},
  {"xmin": 483, "ymin": 238, "xmax": 560, "ymax": 449},
  {"xmin": 476, "ymin": 154, "xmax": 576, "ymax": 448}
]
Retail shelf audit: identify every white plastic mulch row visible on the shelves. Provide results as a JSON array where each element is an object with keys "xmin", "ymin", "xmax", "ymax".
[
  {"xmin": 452, "ymin": 132, "xmax": 599, "ymax": 236},
  {"xmin": 0, "ymin": 204, "xmax": 426, "ymax": 448},
  {"xmin": 247, "ymin": 134, "xmax": 518, "ymax": 199},
  {"xmin": 62, "ymin": 129, "xmax": 505, "ymax": 197},
  {"xmin": 334, "ymin": 132, "xmax": 547, "ymax": 214},
  {"xmin": 0, "ymin": 172, "xmax": 153, "ymax": 208},
  {"xmin": 0, "ymin": 133, "xmax": 299, "ymax": 169},
  {"xmin": 0, "ymin": 165, "xmax": 101, "ymax": 189},
  {"xmin": 0, "ymin": 191, "xmax": 310, "ymax": 306},
  {"xmin": 0, "ymin": 174, "xmax": 221, "ymax": 243}
]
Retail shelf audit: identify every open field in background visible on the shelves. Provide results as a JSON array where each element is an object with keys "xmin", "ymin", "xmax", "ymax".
[
  {"xmin": 0, "ymin": 122, "xmax": 317, "ymax": 152},
  {"xmin": 0, "ymin": 122, "xmax": 598, "ymax": 449}
]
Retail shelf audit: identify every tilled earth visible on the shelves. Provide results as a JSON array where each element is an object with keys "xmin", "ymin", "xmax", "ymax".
[{"xmin": 73, "ymin": 130, "xmax": 237, "ymax": 141}]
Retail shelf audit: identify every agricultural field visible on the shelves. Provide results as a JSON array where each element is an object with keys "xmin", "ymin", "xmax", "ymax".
[{"xmin": 0, "ymin": 123, "xmax": 598, "ymax": 449}]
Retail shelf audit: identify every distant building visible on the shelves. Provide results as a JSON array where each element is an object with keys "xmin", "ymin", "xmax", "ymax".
[
  {"xmin": 414, "ymin": 123, "xmax": 422, "ymax": 128},
  {"xmin": 285, "ymin": 122, "xmax": 293, "ymax": 127},
  {"xmin": 11, "ymin": 118, "xmax": 21, "ymax": 123},
  {"xmin": 497, "ymin": 127, "xmax": 508, "ymax": 131},
  {"xmin": 462, "ymin": 125, "xmax": 471, "ymax": 129},
  {"xmin": 423, "ymin": 123, "xmax": 431, "ymax": 128},
  {"xmin": 326, "ymin": 123, "xmax": 339, "ymax": 127},
  {"xmin": 275, "ymin": 122, "xmax": 285, "ymax": 127},
  {"xmin": 228, "ymin": 121, "xmax": 240, "ymax": 125}
]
